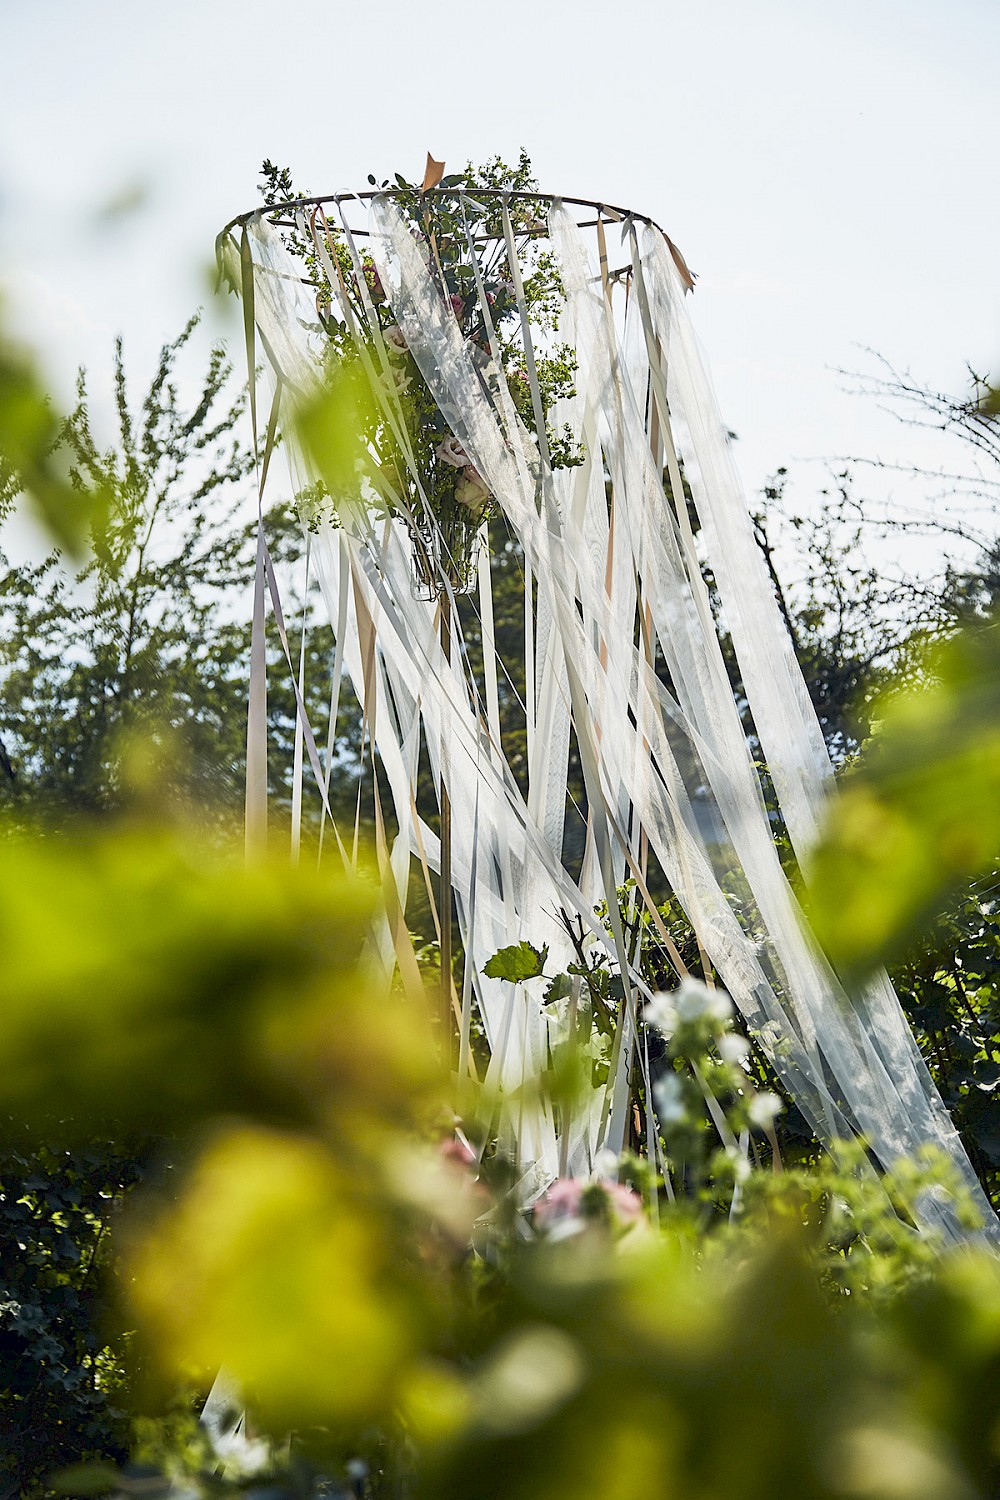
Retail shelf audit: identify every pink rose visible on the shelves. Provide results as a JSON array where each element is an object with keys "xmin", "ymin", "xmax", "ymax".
[
  {"xmin": 383, "ymin": 324, "xmax": 408, "ymax": 358},
  {"xmin": 534, "ymin": 1178, "xmax": 584, "ymax": 1226},
  {"xmin": 436, "ymin": 436, "xmax": 471, "ymax": 468},
  {"xmin": 455, "ymin": 466, "xmax": 491, "ymax": 511},
  {"xmin": 439, "ymin": 1134, "xmax": 477, "ymax": 1169},
  {"xmin": 603, "ymin": 1182, "xmax": 643, "ymax": 1222},
  {"xmin": 534, "ymin": 1176, "xmax": 643, "ymax": 1231},
  {"xmin": 450, "ymin": 293, "xmax": 465, "ymax": 319}
]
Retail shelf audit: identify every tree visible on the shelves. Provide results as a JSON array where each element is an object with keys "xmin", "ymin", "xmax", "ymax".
[
  {"xmin": 759, "ymin": 363, "xmax": 1000, "ymax": 1204},
  {"xmin": 0, "ymin": 316, "xmax": 257, "ymax": 823},
  {"xmin": 0, "ymin": 315, "xmax": 362, "ymax": 837}
]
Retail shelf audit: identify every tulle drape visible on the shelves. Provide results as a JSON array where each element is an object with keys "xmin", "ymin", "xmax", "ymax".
[{"xmin": 230, "ymin": 196, "xmax": 996, "ymax": 1241}]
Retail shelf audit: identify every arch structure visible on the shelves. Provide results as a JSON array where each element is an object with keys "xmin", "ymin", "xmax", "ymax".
[{"xmin": 218, "ymin": 187, "xmax": 994, "ymax": 1241}]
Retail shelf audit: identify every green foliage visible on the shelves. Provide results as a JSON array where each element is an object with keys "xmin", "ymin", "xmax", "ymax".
[
  {"xmin": 0, "ymin": 814, "xmax": 994, "ymax": 1500},
  {"xmin": 0, "ymin": 317, "xmax": 255, "ymax": 822},
  {"xmin": 801, "ymin": 612, "xmax": 1000, "ymax": 1212},
  {"xmin": 888, "ymin": 885, "xmax": 1000, "ymax": 1201},
  {"xmin": 0, "ymin": 316, "xmax": 361, "ymax": 835},
  {"xmin": 808, "ymin": 621, "xmax": 1000, "ymax": 984},
  {"xmin": 0, "ymin": 818, "xmax": 468, "ymax": 1490},
  {"xmin": 482, "ymin": 940, "xmax": 548, "ymax": 983},
  {"xmin": 0, "ymin": 1138, "xmax": 142, "ymax": 1496},
  {"xmin": 126, "ymin": 1123, "xmax": 440, "ymax": 1436},
  {"xmin": 11, "ymin": 821, "xmax": 980, "ymax": 1485},
  {"xmin": 0, "ymin": 826, "xmax": 424, "ymax": 1145},
  {"xmin": 415, "ymin": 1229, "xmax": 988, "ymax": 1500}
]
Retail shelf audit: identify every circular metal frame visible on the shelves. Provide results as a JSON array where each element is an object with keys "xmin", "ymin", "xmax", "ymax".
[{"xmin": 222, "ymin": 187, "xmax": 668, "ymax": 240}]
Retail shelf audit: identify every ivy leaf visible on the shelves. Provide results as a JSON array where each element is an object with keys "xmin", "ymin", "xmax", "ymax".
[
  {"xmin": 543, "ymin": 973, "xmax": 573, "ymax": 1005},
  {"xmin": 483, "ymin": 941, "xmax": 548, "ymax": 983}
]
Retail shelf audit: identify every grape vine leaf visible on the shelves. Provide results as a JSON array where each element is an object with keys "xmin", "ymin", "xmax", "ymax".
[{"xmin": 483, "ymin": 941, "xmax": 549, "ymax": 983}]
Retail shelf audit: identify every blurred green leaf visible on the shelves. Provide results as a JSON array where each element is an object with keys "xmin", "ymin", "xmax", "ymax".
[
  {"xmin": 0, "ymin": 314, "xmax": 109, "ymax": 555},
  {"xmin": 807, "ymin": 621, "xmax": 1000, "ymax": 983},
  {"xmin": 125, "ymin": 1124, "xmax": 430, "ymax": 1435},
  {"xmin": 50, "ymin": 1459, "xmax": 121, "ymax": 1494},
  {"xmin": 292, "ymin": 360, "xmax": 374, "ymax": 504},
  {"xmin": 0, "ymin": 825, "xmax": 438, "ymax": 1143},
  {"xmin": 415, "ymin": 1230, "xmax": 978, "ymax": 1500}
]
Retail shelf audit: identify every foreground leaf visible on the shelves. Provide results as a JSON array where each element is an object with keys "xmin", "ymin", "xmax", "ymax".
[{"xmin": 807, "ymin": 621, "xmax": 1000, "ymax": 982}]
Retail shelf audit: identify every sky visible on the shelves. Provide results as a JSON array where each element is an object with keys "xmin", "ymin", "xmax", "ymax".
[{"xmin": 2, "ymin": 0, "xmax": 999, "ymax": 579}]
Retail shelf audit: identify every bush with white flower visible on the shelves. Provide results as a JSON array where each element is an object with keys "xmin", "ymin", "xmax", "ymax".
[
  {"xmin": 642, "ymin": 975, "xmax": 792, "ymax": 1213},
  {"xmin": 483, "ymin": 883, "xmax": 798, "ymax": 1229}
]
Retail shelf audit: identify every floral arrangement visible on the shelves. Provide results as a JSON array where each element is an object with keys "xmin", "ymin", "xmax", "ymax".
[{"xmin": 259, "ymin": 153, "xmax": 582, "ymax": 598}]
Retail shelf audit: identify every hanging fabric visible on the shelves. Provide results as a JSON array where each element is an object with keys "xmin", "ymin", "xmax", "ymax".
[{"xmin": 217, "ymin": 186, "xmax": 996, "ymax": 1240}]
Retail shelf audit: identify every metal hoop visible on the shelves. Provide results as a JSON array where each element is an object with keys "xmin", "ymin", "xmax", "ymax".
[{"xmin": 221, "ymin": 187, "xmax": 665, "ymax": 240}]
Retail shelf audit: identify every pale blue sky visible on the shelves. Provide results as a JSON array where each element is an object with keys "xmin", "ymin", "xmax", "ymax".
[{"xmin": 3, "ymin": 0, "xmax": 999, "ymax": 570}]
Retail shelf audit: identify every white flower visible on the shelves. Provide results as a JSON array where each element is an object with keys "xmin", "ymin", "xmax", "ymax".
[
  {"xmin": 455, "ymin": 466, "xmax": 491, "ymax": 511},
  {"xmin": 675, "ymin": 978, "xmax": 733, "ymax": 1027},
  {"xmin": 591, "ymin": 1148, "xmax": 618, "ymax": 1183},
  {"xmin": 383, "ymin": 324, "xmax": 408, "ymax": 358},
  {"xmin": 719, "ymin": 1032, "xmax": 750, "ymax": 1065},
  {"xmin": 653, "ymin": 1072, "xmax": 687, "ymax": 1126},
  {"xmin": 386, "ymin": 365, "xmax": 411, "ymax": 396},
  {"xmin": 725, "ymin": 1147, "xmax": 752, "ymax": 1186},
  {"xmin": 476, "ymin": 1326, "xmax": 585, "ymax": 1435},
  {"xmin": 748, "ymin": 1091, "xmax": 783, "ymax": 1130},
  {"xmin": 644, "ymin": 991, "xmax": 678, "ymax": 1038},
  {"xmin": 436, "ymin": 436, "xmax": 471, "ymax": 468}
]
